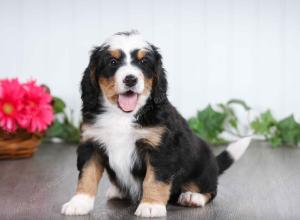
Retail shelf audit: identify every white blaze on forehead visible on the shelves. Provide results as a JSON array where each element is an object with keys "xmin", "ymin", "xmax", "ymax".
[{"xmin": 103, "ymin": 33, "xmax": 150, "ymax": 55}]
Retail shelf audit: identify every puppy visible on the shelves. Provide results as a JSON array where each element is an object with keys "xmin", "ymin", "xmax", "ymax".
[{"xmin": 61, "ymin": 31, "xmax": 251, "ymax": 217}]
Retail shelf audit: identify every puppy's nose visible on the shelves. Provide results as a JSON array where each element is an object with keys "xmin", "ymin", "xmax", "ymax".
[{"xmin": 123, "ymin": 74, "xmax": 137, "ymax": 87}]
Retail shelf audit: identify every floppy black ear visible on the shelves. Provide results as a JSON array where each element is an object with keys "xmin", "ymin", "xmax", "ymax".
[
  {"xmin": 81, "ymin": 47, "xmax": 104, "ymax": 122},
  {"xmin": 150, "ymin": 45, "xmax": 168, "ymax": 104}
]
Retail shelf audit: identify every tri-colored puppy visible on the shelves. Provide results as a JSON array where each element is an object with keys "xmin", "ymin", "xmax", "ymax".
[{"xmin": 61, "ymin": 31, "xmax": 251, "ymax": 218}]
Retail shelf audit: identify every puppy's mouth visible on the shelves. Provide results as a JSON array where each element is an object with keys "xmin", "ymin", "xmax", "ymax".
[{"xmin": 117, "ymin": 91, "xmax": 138, "ymax": 112}]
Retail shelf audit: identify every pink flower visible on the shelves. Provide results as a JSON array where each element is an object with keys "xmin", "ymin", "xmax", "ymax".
[
  {"xmin": 0, "ymin": 79, "xmax": 26, "ymax": 132},
  {"xmin": 22, "ymin": 80, "xmax": 54, "ymax": 133},
  {"xmin": 0, "ymin": 78, "xmax": 54, "ymax": 133}
]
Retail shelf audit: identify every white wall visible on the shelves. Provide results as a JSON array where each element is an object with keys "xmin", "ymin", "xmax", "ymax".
[{"xmin": 1, "ymin": 0, "xmax": 300, "ymax": 122}]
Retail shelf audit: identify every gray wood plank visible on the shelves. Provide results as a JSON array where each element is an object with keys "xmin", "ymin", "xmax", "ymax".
[{"xmin": 0, "ymin": 141, "xmax": 299, "ymax": 220}]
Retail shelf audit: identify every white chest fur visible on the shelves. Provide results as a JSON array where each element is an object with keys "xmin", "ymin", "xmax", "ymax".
[{"xmin": 82, "ymin": 109, "xmax": 142, "ymax": 199}]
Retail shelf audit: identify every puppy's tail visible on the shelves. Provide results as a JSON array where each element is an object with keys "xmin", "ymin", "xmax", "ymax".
[{"xmin": 216, "ymin": 137, "xmax": 252, "ymax": 175}]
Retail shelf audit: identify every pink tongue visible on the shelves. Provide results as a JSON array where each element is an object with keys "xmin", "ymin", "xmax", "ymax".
[{"xmin": 118, "ymin": 93, "xmax": 138, "ymax": 112}]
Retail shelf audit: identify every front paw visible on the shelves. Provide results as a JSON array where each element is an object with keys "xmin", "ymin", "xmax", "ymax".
[
  {"xmin": 135, "ymin": 202, "xmax": 166, "ymax": 217},
  {"xmin": 61, "ymin": 194, "xmax": 94, "ymax": 215}
]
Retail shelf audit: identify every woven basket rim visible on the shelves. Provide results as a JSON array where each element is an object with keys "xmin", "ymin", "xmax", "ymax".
[
  {"xmin": 0, "ymin": 129, "xmax": 43, "ymax": 159},
  {"xmin": 0, "ymin": 129, "xmax": 43, "ymax": 139}
]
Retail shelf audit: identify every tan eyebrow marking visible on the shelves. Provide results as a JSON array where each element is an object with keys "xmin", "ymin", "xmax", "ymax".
[
  {"xmin": 110, "ymin": 50, "xmax": 121, "ymax": 59},
  {"xmin": 137, "ymin": 49, "xmax": 146, "ymax": 60}
]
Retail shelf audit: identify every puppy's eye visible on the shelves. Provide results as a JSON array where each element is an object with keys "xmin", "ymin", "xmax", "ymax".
[
  {"xmin": 139, "ymin": 59, "xmax": 146, "ymax": 65},
  {"xmin": 110, "ymin": 58, "xmax": 118, "ymax": 66}
]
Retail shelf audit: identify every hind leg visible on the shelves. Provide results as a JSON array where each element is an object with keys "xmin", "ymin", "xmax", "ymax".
[
  {"xmin": 177, "ymin": 182, "xmax": 216, "ymax": 207},
  {"xmin": 177, "ymin": 159, "xmax": 219, "ymax": 207}
]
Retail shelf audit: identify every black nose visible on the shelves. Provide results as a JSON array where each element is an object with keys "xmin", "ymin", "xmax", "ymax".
[{"xmin": 123, "ymin": 74, "xmax": 137, "ymax": 87}]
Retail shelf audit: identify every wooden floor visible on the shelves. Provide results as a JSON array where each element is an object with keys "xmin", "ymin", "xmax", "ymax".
[{"xmin": 0, "ymin": 141, "xmax": 299, "ymax": 220}]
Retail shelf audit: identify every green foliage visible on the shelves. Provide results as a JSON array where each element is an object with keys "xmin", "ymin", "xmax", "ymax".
[
  {"xmin": 52, "ymin": 97, "xmax": 66, "ymax": 113},
  {"xmin": 251, "ymin": 110, "xmax": 277, "ymax": 138},
  {"xmin": 277, "ymin": 115, "xmax": 300, "ymax": 146},
  {"xmin": 188, "ymin": 105, "xmax": 227, "ymax": 145},
  {"xmin": 189, "ymin": 99, "xmax": 300, "ymax": 148},
  {"xmin": 44, "ymin": 96, "xmax": 80, "ymax": 143},
  {"xmin": 188, "ymin": 99, "xmax": 250, "ymax": 145},
  {"xmin": 251, "ymin": 112, "xmax": 300, "ymax": 147},
  {"xmin": 45, "ymin": 117, "xmax": 80, "ymax": 143},
  {"xmin": 250, "ymin": 110, "xmax": 280, "ymax": 147},
  {"xmin": 218, "ymin": 99, "xmax": 251, "ymax": 137}
]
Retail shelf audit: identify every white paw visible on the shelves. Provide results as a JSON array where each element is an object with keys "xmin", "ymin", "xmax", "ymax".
[
  {"xmin": 106, "ymin": 185, "xmax": 125, "ymax": 200},
  {"xmin": 177, "ymin": 192, "xmax": 206, "ymax": 207},
  {"xmin": 61, "ymin": 194, "xmax": 94, "ymax": 215},
  {"xmin": 135, "ymin": 203, "xmax": 166, "ymax": 217}
]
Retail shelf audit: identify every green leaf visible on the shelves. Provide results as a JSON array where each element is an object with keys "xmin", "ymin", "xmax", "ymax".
[
  {"xmin": 222, "ymin": 99, "xmax": 250, "ymax": 136},
  {"xmin": 251, "ymin": 110, "xmax": 277, "ymax": 137},
  {"xmin": 250, "ymin": 111, "xmax": 300, "ymax": 147},
  {"xmin": 45, "ymin": 118, "xmax": 80, "ymax": 143},
  {"xmin": 53, "ymin": 96, "xmax": 66, "ymax": 113},
  {"xmin": 62, "ymin": 117, "xmax": 81, "ymax": 143},
  {"xmin": 277, "ymin": 115, "xmax": 300, "ymax": 146},
  {"xmin": 270, "ymin": 136, "xmax": 282, "ymax": 148},
  {"xmin": 188, "ymin": 105, "xmax": 227, "ymax": 145},
  {"xmin": 45, "ymin": 120, "xmax": 64, "ymax": 140},
  {"xmin": 217, "ymin": 103, "xmax": 239, "ymax": 132},
  {"xmin": 229, "ymin": 118, "xmax": 238, "ymax": 129}
]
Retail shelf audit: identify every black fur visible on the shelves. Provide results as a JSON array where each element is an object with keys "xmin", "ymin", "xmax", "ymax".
[{"xmin": 80, "ymin": 47, "xmax": 103, "ymax": 122}]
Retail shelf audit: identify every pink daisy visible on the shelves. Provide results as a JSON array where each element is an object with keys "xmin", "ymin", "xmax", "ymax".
[
  {"xmin": 0, "ymin": 79, "xmax": 26, "ymax": 132},
  {"xmin": 23, "ymin": 80, "xmax": 54, "ymax": 133}
]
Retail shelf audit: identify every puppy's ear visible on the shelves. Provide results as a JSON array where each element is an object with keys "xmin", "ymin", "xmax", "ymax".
[
  {"xmin": 150, "ymin": 45, "xmax": 168, "ymax": 104},
  {"xmin": 81, "ymin": 46, "xmax": 104, "ymax": 122}
]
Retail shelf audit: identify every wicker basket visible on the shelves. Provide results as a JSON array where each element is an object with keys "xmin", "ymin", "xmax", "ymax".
[{"xmin": 0, "ymin": 130, "xmax": 43, "ymax": 159}]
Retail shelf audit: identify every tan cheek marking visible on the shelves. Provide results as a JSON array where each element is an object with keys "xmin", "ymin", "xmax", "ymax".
[
  {"xmin": 137, "ymin": 50, "xmax": 146, "ymax": 60},
  {"xmin": 110, "ymin": 50, "xmax": 121, "ymax": 59},
  {"xmin": 136, "ymin": 126, "xmax": 166, "ymax": 148},
  {"xmin": 143, "ymin": 78, "xmax": 153, "ymax": 95},
  {"xmin": 182, "ymin": 182, "xmax": 200, "ymax": 193},
  {"xmin": 141, "ymin": 158, "xmax": 171, "ymax": 204},
  {"xmin": 98, "ymin": 77, "xmax": 118, "ymax": 103},
  {"xmin": 76, "ymin": 155, "xmax": 104, "ymax": 196}
]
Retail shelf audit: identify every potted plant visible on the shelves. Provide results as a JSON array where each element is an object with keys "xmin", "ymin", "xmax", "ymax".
[{"xmin": 0, "ymin": 78, "xmax": 54, "ymax": 159}]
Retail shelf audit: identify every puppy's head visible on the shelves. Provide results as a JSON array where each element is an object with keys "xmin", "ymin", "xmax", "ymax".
[{"xmin": 82, "ymin": 31, "xmax": 167, "ymax": 117}]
